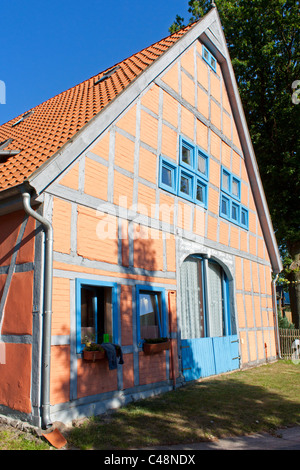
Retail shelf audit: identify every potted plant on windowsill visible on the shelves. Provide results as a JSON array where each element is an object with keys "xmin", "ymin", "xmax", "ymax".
[
  {"xmin": 82, "ymin": 342, "xmax": 106, "ymax": 362},
  {"xmin": 142, "ymin": 337, "xmax": 171, "ymax": 355},
  {"xmin": 82, "ymin": 338, "xmax": 123, "ymax": 362}
]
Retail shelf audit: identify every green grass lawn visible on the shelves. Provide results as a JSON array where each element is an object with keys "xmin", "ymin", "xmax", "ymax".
[
  {"xmin": 67, "ymin": 361, "xmax": 300, "ymax": 450},
  {"xmin": 0, "ymin": 360, "xmax": 299, "ymax": 450}
]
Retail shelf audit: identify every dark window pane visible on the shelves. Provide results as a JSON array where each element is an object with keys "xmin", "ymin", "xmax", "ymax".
[
  {"xmin": 182, "ymin": 146, "xmax": 191, "ymax": 166},
  {"xmin": 180, "ymin": 175, "xmax": 191, "ymax": 194},
  {"xmin": 196, "ymin": 183, "xmax": 204, "ymax": 202},
  {"xmin": 162, "ymin": 166, "xmax": 172, "ymax": 187}
]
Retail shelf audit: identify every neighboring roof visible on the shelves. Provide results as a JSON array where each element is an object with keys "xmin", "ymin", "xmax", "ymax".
[{"xmin": 0, "ymin": 22, "xmax": 195, "ymax": 193}]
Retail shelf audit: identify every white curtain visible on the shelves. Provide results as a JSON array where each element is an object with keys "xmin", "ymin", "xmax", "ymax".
[
  {"xmin": 180, "ymin": 258, "xmax": 203, "ymax": 339},
  {"xmin": 207, "ymin": 262, "xmax": 223, "ymax": 337}
]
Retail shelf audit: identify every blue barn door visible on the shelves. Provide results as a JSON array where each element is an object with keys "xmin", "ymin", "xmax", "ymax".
[{"xmin": 180, "ymin": 256, "xmax": 240, "ymax": 382}]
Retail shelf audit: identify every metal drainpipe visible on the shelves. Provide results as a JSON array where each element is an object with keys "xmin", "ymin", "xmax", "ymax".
[
  {"xmin": 272, "ymin": 273, "xmax": 282, "ymax": 359},
  {"xmin": 22, "ymin": 192, "xmax": 53, "ymax": 429}
]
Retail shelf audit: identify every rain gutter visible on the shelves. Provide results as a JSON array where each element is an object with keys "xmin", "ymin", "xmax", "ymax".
[
  {"xmin": 22, "ymin": 192, "xmax": 53, "ymax": 429},
  {"xmin": 272, "ymin": 273, "xmax": 282, "ymax": 359}
]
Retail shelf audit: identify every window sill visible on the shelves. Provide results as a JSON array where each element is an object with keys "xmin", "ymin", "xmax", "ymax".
[{"xmin": 142, "ymin": 339, "xmax": 171, "ymax": 355}]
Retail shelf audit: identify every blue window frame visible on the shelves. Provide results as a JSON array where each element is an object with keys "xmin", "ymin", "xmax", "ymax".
[
  {"xmin": 179, "ymin": 136, "xmax": 195, "ymax": 170},
  {"xmin": 159, "ymin": 156, "xmax": 178, "ymax": 194},
  {"xmin": 220, "ymin": 194, "xmax": 230, "ymax": 218},
  {"xmin": 221, "ymin": 167, "xmax": 241, "ymax": 201},
  {"xmin": 231, "ymin": 201, "xmax": 240, "ymax": 223},
  {"xmin": 241, "ymin": 207, "xmax": 249, "ymax": 229},
  {"xmin": 195, "ymin": 177, "xmax": 207, "ymax": 206},
  {"xmin": 75, "ymin": 279, "xmax": 118, "ymax": 353},
  {"xmin": 220, "ymin": 167, "xmax": 248, "ymax": 229},
  {"xmin": 178, "ymin": 167, "xmax": 194, "ymax": 202},
  {"xmin": 136, "ymin": 285, "xmax": 167, "ymax": 346},
  {"xmin": 202, "ymin": 45, "xmax": 217, "ymax": 73},
  {"xmin": 159, "ymin": 135, "xmax": 209, "ymax": 208},
  {"xmin": 196, "ymin": 149, "xmax": 209, "ymax": 180}
]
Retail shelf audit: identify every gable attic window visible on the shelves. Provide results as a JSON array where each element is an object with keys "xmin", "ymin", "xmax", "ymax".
[
  {"xmin": 11, "ymin": 110, "xmax": 34, "ymax": 127},
  {"xmin": 94, "ymin": 65, "xmax": 121, "ymax": 85},
  {"xmin": 202, "ymin": 45, "xmax": 217, "ymax": 73},
  {"xmin": 220, "ymin": 166, "xmax": 249, "ymax": 230}
]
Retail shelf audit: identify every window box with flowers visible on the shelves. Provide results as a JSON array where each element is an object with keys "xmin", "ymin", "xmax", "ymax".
[{"xmin": 142, "ymin": 337, "xmax": 171, "ymax": 355}]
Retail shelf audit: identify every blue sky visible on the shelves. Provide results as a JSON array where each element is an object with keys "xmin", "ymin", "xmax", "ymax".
[{"xmin": 0, "ymin": 0, "xmax": 189, "ymax": 125}]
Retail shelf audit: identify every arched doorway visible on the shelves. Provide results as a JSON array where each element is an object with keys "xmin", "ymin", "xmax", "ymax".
[{"xmin": 180, "ymin": 255, "xmax": 239, "ymax": 381}]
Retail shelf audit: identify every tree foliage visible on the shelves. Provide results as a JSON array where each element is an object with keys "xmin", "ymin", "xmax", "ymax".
[{"xmin": 170, "ymin": 0, "xmax": 300, "ymax": 325}]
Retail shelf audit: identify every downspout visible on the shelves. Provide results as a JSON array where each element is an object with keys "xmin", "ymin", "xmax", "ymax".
[
  {"xmin": 22, "ymin": 192, "xmax": 53, "ymax": 429},
  {"xmin": 272, "ymin": 273, "xmax": 282, "ymax": 359}
]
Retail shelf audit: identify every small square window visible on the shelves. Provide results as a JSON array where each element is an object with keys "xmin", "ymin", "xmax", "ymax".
[
  {"xmin": 202, "ymin": 45, "xmax": 217, "ymax": 72},
  {"xmin": 178, "ymin": 168, "xmax": 194, "ymax": 200},
  {"xmin": 162, "ymin": 166, "xmax": 172, "ymax": 187},
  {"xmin": 180, "ymin": 138, "xmax": 194, "ymax": 169},
  {"xmin": 241, "ymin": 208, "xmax": 248, "ymax": 228},
  {"xmin": 220, "ymin": 195, "xmax": 230, "ymax": 217},
  {"xmin": 182, "ymin": 145, "xmax": 192, "ymax": 166},
  {"xmin": 222, "ymin": 170, "xmax": 230, "ymax": 193},
  {"xmin": 231, "ymin": 202, "xmax": 240, "ymax": 222},
  {"xmin": 232, "ymin": 177, "xmax": 240, "ymax": 199},
  {"xmin": 197, "ymin": 151, "xmax": 208, "ymax": 177},
  {"xmin": 180, "ymin": 175, "xmax": 191, "ymax": 195},
  {"xmin": 159, "ymin": 158, "xmax": 177, "ymax": 194},
  {"xmin": 195, "ymin": 179, "xmax": 206, "ymax": 206},
  {"xmin": 210, "ymin": 56, "xmax": 216, "ymax": 71}
]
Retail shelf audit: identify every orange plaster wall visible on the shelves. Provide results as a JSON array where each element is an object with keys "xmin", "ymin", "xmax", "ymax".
[
  {"xmin": 1, "ymin": 271, "xmax": 33, "ymax": 336},
  {"xmin": 114, "ymin": 132, "xmax": 135, "ymax": 173},
  {"xmin": 59, "ymin": 162, "xmax": 79, "ymax": 190},
  {"xmin": 77, "ymin": 359, "xmax": 118, "ymax": 398},
  {"xmin": 77, "ymin": 205, "xmax": 118, "ymax": 264},
  {"xmin": 91, "ymin": 132, "xmax": 110, "ymax": 160},
  {"xmin": 50, "ymin": 345, "xmax": 70, "ymax": 405},
  {"xmin": 133, "ymin": 225, "xmax": 164, "ymax": 272},
  {"xmin": 0, "ymin": 210, "xmax": 35, "ymax": 268},
  {"xmin": 84, "ymin": 157, "xmax": 108, "ymax": 201},
  {"xmin": 52, "ymin": 277, "xmax": 70, "ymax": 336},
  {"xmin": 139, "ymin": 352, "xmax": 167, "ymax": 385},
  {"xmin": 52, "ymin": 197, "xmax": 72, "ymax": 254},
  {"xmin": 0, "ymin": 343, "xmax": 32, "ymax": 413}
]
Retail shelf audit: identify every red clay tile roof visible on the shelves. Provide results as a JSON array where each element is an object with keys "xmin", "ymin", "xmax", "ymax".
[{"xmin": 0, "ymin": 23, "xmax": 196, "ymax": 193}]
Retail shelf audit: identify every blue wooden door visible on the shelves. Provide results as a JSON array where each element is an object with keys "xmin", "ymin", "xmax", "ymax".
[{"xmin": 181, "ymin": 335, "xmax": 239, "ymax": 381}]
